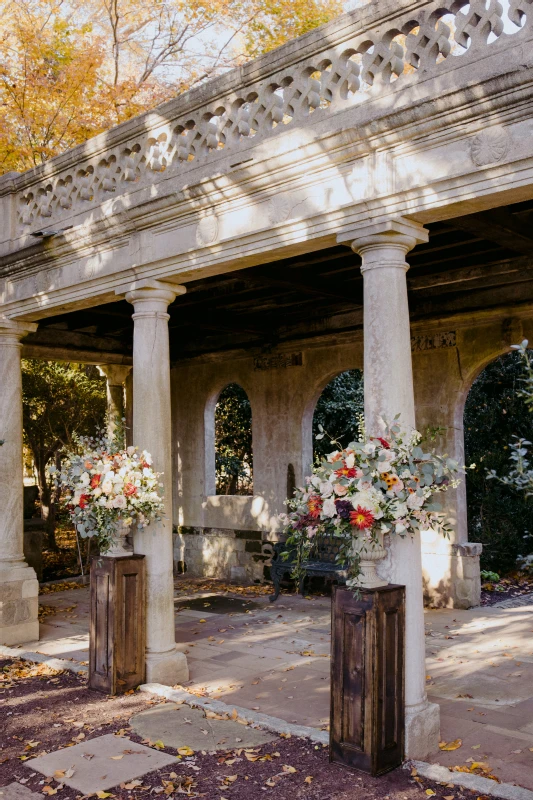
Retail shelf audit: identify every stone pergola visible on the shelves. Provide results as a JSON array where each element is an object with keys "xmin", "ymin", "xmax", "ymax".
[{"xmin": 2, "ymin": 0, "xmax": 533, "ymax": 759}]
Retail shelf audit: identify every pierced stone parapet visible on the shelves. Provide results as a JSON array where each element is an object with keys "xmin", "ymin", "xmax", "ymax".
[{"xmin": 9, "ymin": 0, "xmax": 533, "ymax": 235}]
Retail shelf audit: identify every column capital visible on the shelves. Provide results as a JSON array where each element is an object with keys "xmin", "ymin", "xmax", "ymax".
[
  {"xmin": 97, "ymin": 364, "xmax": 132, "ymax": 386},
  {"xmin": 338, "ymin": 218, "xmax": 429, "ymax": 264},
  {"xmin": 117, "ymin": 278, "xmax": 186, "ymax": 307},
  {"xmin": 0, "ymin": 315, "xmax": 38, "ymax": 342}
]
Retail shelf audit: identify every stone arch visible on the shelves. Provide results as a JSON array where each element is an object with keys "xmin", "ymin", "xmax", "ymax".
[
  {"xmin": 451, "ymin": 337, "xmax": 525, "ymax": 545},
  {"xmin": 204, "ymin": 381, "xmax": 253, "ymax": 496},
  {"xmin": 301, "ymin": 366, "xmax": 363, "ymax": 476}
]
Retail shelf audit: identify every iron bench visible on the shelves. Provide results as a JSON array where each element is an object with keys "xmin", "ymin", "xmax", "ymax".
[{"xmin": 269, "ymin": 533, "xmax": 349, "ymax": 601}]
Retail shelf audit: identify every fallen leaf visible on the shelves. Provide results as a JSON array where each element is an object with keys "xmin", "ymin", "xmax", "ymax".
[
  {"xmin": 471, "ymin": 745, "xmax": 481, "ymax": 750},
  {"xmin": 152, "ymin": 741, "xmax": 165, "ymax": 750},
  {"xmin": 42, "ymin": 787, "xmax": 58, "ymax": 796},
  {"xmin": 96, "ymin": 793, "xmax": 113, "ymax": 799},
  {"xmin": 304, "ymin": 776, "xmax": 313, "ymax": 784},
  {"xmin": 439, "ymin": 739, "xmax": 462, "ymax": 751},
  {"xmin": 282, "ymin": 765, "xmax": 296, "ymax": 773},
  {"xmin": 425, "ymin": 791, "xmax": 436, "ymax": 797},
  {"xmin": 177, "ymin": 746, "xmax": 194, "ymax": 756},
  {"xmin": 443, "ymin": 795, "xmax": 454, "ymax": 799}
]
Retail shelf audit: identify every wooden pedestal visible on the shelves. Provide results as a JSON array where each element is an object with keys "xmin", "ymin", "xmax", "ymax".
[
  {"xmin": 330, "ymin": 584, "xmax": 405, "ymax": 776},
  {"xmin": 89, "ymin": 554, "xmax": 146, "ymax": 695}
]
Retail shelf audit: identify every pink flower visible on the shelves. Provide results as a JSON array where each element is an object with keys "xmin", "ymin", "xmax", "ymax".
[{"xmin": 333, "ymin": 483, "xmax": 348, "ymax": 496}]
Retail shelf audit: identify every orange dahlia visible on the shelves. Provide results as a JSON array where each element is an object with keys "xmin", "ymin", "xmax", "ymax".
[{"xmin": 308, "ymin": 495, "xmax": 323, "ymax": 519}]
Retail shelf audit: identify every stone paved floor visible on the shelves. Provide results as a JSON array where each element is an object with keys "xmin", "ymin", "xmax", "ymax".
[{"xmin": 16, "ymin": 580, "xmax": 533, "ymax": 790}]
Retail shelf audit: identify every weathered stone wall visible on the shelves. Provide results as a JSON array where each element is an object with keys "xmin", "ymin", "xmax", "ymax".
[{"xmin": 173, "ymin": 526, "xmax": 274, "ymax": 583}]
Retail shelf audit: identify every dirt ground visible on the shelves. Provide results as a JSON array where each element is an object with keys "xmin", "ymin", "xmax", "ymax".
[{"xmin": 0, "ymin": 659, "xmax": 468, "ymax": 800}]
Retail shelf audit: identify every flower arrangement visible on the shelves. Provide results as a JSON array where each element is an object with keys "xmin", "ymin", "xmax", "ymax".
[
  {"xmin": 281, "ymin": 420, "xmax": 461, "ymax": 588},
  {"xmin": 56, "ymin": 432, "xmax": 164, "ymax": 554}
]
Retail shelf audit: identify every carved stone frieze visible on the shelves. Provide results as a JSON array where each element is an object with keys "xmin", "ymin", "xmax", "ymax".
[
  {"xmin": 196, "ymin": 214, "xmax": 219, "ymax": 247},
  {"xmin": 8, "ymin": 0, "xmax": 532, "ymax": 236},
  {"xmin": 470, "ymin": 127, "xmax": 509, "ymax": 167},
  {"xmin": 411, "ymin": 331, "xmax": 456, "ymax": 352},
  {"xmin": 253, "ymin": 353, "xmax": 303, "ymax": 370}
]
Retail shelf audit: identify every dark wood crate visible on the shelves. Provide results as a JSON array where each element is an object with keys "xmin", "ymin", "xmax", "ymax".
[
  {"xmin": 330, "ymin": 584, "xmax": 405, "ymax": 776},
  {"xmin": 89, "ymin": 554, "xmax": 146, "ymax": 695}
]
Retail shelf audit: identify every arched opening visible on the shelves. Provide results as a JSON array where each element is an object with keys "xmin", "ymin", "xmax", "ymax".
[
  {"xmin": 464, "ymin": 350, "xmax": 533, "ymax": 577},
  {"xmin": 215, "ymin": 383, "xmax": 253, "ymax": 495},
  {"xmin": 312, "ymin": 369, "xmax": 364, "ymax": 462}
]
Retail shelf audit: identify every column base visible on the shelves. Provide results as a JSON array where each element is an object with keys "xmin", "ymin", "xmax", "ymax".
[
  {"xmin": 0, "ymin": 565, "xmax": 39, "ymax": 646},
  {"xmin": 405, "ymin": 701, "xmax": 441, "ymax": 760},
  {"xmin": 145, "ymin": 647, "xmax": 189, "ymax": 686}
]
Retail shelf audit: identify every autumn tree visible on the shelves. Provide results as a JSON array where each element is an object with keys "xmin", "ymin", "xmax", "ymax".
[
  {"xmin": 0, "ymin": 0, "xmax": 343, "ymax": 173},
  {"xmin": 22, "ymin": 360, "xmax": 106, "ymax": 549}
]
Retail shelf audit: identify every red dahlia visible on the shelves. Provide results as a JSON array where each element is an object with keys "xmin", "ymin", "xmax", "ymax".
[{"xmin": 349, "ymin": 506, "xmax": 375, "ymax": 530}]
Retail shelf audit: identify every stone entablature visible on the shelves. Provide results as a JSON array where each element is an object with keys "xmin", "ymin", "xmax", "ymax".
[{"xmin": 0, "ymin": 0, "xmax": 532, "ymax": 258}]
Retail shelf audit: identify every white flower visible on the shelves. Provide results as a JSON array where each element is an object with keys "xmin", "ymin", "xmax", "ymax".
[
  {"xmin": 395, "ymin": 522, "xmax": 407, "ymax": 534},
  {"xmin": 364, "ymin": 442, "xmax": 376, "ymax": 455},
  {"xmin": 392, "ymin": 502, "xmax": 408, "ymax": 519},
  {"xmin": 142, "ymin": 467, "xmax": 153, "ymax": 478},
  {"xmin": 101, "ymin": 480, "xmax": 113, "ymax": 495},
  {"xmin": 407, "ymin": 493, "xmax": 424, "ymax": 510},
  {"xmin": 321, "ymin": 497, "xmax": 337, "ymax": 518},
  {"xmin": 345, "ymin": 453, "xmax": 355, "ymax": 469},
  {"xmin": 378, "ymin": 461, "xmax": 392, "ymax": 474},
  {"xmin": 79, "ymin": 472, "xmax": 90, "ymax": 486},
  {"xmin": 127, "ymin": 446, "xmax": 136, "ymax": 456},
  {"xmin": 92, "ymin": 487, "xmax": 102, "ymax": 498},
  {"xmin": 142, "ymin": 451, "xmax": 153, "ymax": 465},
  {"xmin": 319, "ymin": 481, "xmax": 333, "ymax": 498},
  {"xmin": 112, "ymin": 495, "xmax": 127, "ymax": 509}
]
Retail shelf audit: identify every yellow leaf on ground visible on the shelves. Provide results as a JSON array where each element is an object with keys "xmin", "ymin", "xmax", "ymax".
[
  {"xmin": 282, "ymin": 765, "xmax": 296, "ymax": 773},
  {"xmin": 425, "ymin": 790, "xmax": 436, "ymax": 797},
  {"xmin": 152, "ymin": 741, "xmax": 165, "ymax": 750},
  {"xmin": 443, "ymin": 795, "xmax": 454, "ymax": 799},
  {"xmin": 177, "ymin": 746, "xmax": 194, "ymax": 756},
  {"xmin": 96, "ymin": 793, "xmax": 113, "ymax": 799},
  {"xmin": 42, "ymin": 787, "xmax": 58, "ymax": 796},
  {"xmin": 304, "ymin": 776, "xmax": 313, "ymax": 784},
  {"xmin": 471, "ymin": 745, "xmax": 481, "ymax": 749},
  {"xmin": 439, "ymin": 739, "xmax": 462, "ymax": 751},
  {"xmin": 110, "ymin": 755, "xmax": 124, "ymax": 760}
]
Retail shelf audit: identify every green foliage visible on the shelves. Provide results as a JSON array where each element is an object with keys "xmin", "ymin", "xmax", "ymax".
[
  {"xmin": 464, "ymin": 351, "xmax": 533, "ymax": 574},
  {"xmin": 215, "ymin": 383, "xmax": 253, "ymax": 495},
  {"xmin": 313, "ymin": 370, "xmax": 364, "ymax": 461},
  {"xmin": 480, "ymin": 569, "xmax": 500, "ymax": 583}
]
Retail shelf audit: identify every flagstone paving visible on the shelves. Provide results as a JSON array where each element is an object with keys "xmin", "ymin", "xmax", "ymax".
[
  {"xmin": 14, "ymin": 578, "xmax": 533, "ymax": 789},
  {"xmin": 129, "ymin": 703, "xmax": 276, "ymax": 751},
  {"xmin": 28, "ymin": 734, "xmax": 177, "ymax": 794}
]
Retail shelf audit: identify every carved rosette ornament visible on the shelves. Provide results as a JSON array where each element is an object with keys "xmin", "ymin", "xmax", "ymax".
[
  {"xmin": 267, "ymin": 195, "xmax": 291, "ymax": 225},
  {"xmin": 196, "ymin": 213, "xmax": 219, "ymax": 247},
  {"xmin": 470, "ymin": 127, "xmax": 509, "ymax": 167}
]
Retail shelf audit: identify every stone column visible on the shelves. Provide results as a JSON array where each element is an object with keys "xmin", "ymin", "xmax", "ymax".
[
  {"xmin": 125, "ymin": 283, "xmax": 188, "ymax": 685},
  {"xmin": 0, "ymin": 316, "xmax": 39, "ymax": 645},
  {"xmin": 344, "ymin": 219, "xmax": 440, "ymax": 760},
  {"xmin": 97, "ymin": 364, "xmax": 132, "ymax": 441}
]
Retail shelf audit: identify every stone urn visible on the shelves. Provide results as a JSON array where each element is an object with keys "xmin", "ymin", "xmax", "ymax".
[
  {"xmin": 105, "ymin": 518, "xmax": 133, "ymax": 558},
  {"xmin": 350, "ymin": 532, "xmax": 388, "ymax": 589}
]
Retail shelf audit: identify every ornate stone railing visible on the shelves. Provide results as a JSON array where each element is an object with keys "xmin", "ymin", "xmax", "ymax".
[{"xmin": 5, "ymin": 0, "xmax": 533, "ymax": 236}]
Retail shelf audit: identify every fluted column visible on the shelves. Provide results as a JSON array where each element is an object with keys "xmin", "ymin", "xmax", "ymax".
[
  {"xmin": 97, "ymin": 364, "xmax": 132, "ymax": 441},
  {"xmin": 0, "ymin": 316, "xmax": 39, "ymax": 645},
  {"xmin": 343, "ymin": 218, "xmax": 440, "ymax": 760},
  {"xmin": 125, "ymin": 283, "xmax": 188, "ymax": 685}
]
